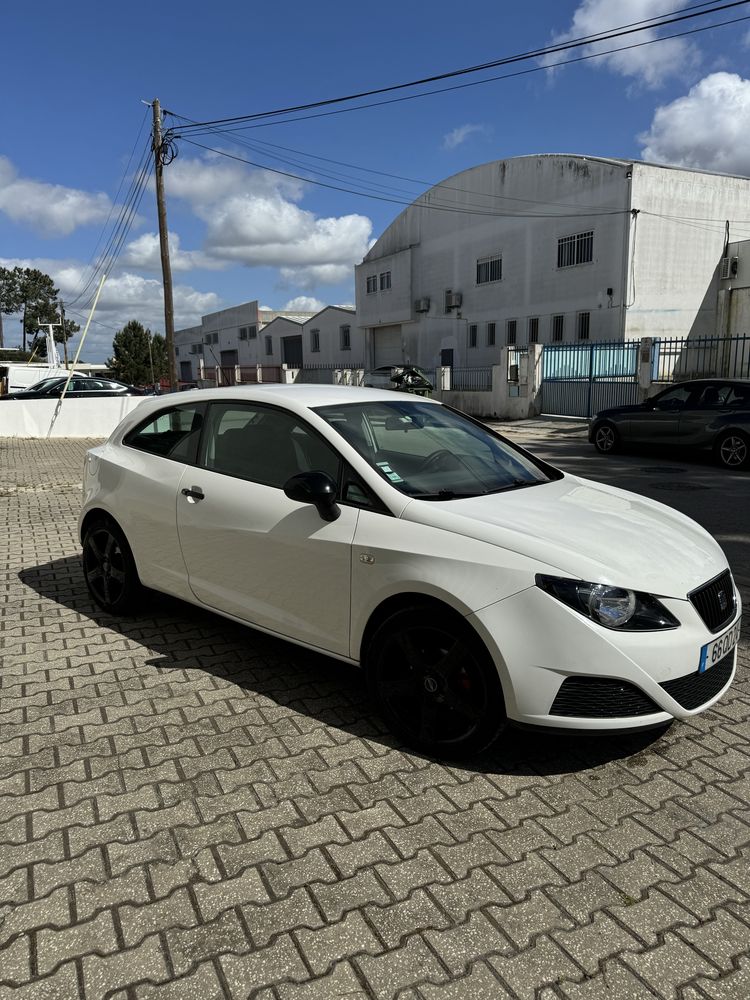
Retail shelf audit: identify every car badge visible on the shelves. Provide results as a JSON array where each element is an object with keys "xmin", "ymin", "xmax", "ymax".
[{"xmin": 718, "ymin": 591, "xmax": 728, "ymax": 612}]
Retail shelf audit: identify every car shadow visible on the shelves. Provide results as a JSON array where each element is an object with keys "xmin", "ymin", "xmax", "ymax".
[{"xmin": 20, "ymin": 555, "xmax": 670, "ymax": 777}]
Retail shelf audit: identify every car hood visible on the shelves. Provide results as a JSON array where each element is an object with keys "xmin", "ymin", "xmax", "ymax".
[
  {"xmin": 399, "ymin": 474, "xmax": 727, "ymax": 597},
  {"xmin": 594, "ymin": 404, "xmax": 645, "ymax": 418}
]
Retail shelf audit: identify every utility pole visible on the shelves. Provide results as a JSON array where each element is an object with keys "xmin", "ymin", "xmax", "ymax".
[{"xmin": 152, "ymin": 98, "xmax": 178, "ymax": 391}]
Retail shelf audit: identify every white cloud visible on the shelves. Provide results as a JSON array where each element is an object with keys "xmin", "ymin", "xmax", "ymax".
[
  {"xmin": 442, "ymin": 124, "xmax": 488, "ymax": 150},
  {"xmin": 283, "ymin": 296, "xmax": 325, "ymax": 313},
  {"xmin": 121, "ymin": 231, "xmax": 225, "ymax": 272},
  {"xmin": 0, "ymin": 156, "xmax": 113, "ymax": 237},
  {"xmin": 0, "ymin": 255, "xmax": 219, "ymax": 360},
  {"xmin": 279, "ymin": 263, "xmax": 353, "ymax": 289},
  {"xmin": 165, "ymin": 154, "xmax": 372, "ymax": 276},
  {"xmin": 639, "ymin": 72, "xmax": 750, "ymax": 174},
  {"xmin": 545, "ymin": 0, "xmax": 698, "ymax": 88}
]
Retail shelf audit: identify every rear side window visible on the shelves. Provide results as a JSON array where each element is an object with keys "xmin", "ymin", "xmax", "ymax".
[{"xmin": 124, "ymin": 405, "xmax": 204, "ymax": 462}]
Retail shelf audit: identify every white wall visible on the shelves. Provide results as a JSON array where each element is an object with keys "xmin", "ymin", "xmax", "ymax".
[
  {"xmin": 0, "ymin": 396, "xmax": 147, "ymax": 438},
  {"xmin": 302, "ymin": 307, "xmax": 361, "ymax": 365}
]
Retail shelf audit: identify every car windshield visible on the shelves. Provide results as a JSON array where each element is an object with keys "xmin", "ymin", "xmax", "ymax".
[
  {"xmin": 315, "ymin": 400, "xmax": 557, "ymax": 499},
  {"xmin": 22, "ymin": 377, "xmax": 64, "ymax": 393}
]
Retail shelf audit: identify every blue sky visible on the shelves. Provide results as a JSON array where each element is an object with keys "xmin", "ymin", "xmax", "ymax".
[{"xmin": 3, "ymin": 0, "xmax": 750, "ymax": 361}]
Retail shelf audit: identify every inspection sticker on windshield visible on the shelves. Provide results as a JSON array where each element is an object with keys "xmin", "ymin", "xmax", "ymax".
[
  {"xmin": 699, "ymin": 620, "xmax": 741, "ymax": 673},
  {"xmin": 376, "ymin": 461, "xmax": 403, "ymax": 483}
]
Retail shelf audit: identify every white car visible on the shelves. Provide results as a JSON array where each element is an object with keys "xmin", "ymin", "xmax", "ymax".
[{"xmin": 79, "ymin": 385, "xmax": 741, "ymax": 757}]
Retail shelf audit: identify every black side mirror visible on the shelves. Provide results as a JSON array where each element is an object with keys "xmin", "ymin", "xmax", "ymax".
[{"xmin": 284, "ymin": 471, "xmax": 340, "ymax": 522}]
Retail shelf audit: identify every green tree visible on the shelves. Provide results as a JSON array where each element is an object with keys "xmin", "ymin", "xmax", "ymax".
[
  {"xmin": 0, "ymin": 267, "xmax": 22, "ymax": 349},
  {"xmin": 0, "ymin": 266, "xmax": 78, "ymax": 353},
  {"xmin": 108, "ymin": 321, "xmax": 168, "ymax": 386}
]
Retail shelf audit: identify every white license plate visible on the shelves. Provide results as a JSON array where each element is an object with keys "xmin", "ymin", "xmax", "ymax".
[{"xmin": 699, "ymin": 621, "xmax": 741, "ymax": 673}]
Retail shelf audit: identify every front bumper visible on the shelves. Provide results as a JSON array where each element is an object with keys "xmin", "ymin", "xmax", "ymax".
[{"xmin": 469, "ymin": 583, "xmax": 741, "ymax": 730}]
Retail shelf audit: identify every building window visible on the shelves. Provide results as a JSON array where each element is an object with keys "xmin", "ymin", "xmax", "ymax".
[
  {"xmin": 468, "ymin": 324, "xmax": 478, "ymax": 349},
  {"xmin": 175, "ymin": 346, "xmax": 180, "ymax": 356},
  {"xmin": 486, "ymin": 322, "xmax": 496, "ymax": 347},
  {"xmin": 379, "ymin": 271, "xmax": 391, "ymax": 291},
  {"xmin": 339, "ymin": 325, "xmax": 351, "ymax": 350},
  {"xmin": 528, "ymin": 317, "xmax": 539, "ymax": 343},
  {"xmin": 239, "ymin": 327, "xmax": 248, "ymax": 340},
  {"xmin": 264, "ymin": 336, "xmax": 273, "ymax": 356},
  {"xmin": 366, "ymin": 275, "xmax": 377, "ymax": 294},
  {"xmin": 310, "ymin": 329, "xmax": 320, "ymax": 353},
  {"xmin": 476, "ymin": 253, "xmax": 502, "ymax": 284},
  {"xmin": 557, "ymin": 230, "xmax": 594, "ymax": 268},
  {"xmin": 552, "ymin": 315, "xmax": 565, "ymax": 342},
  {"xmin": 577, "ymin": 311, "xmax": 591, "ymax": 340},
  {"xmin": 506, "ymin": 319, "xmax": 517, "ymax": 346},
  {"xmin": 248, "ymin": 325, "xmax": 257, "ymax": 339}
]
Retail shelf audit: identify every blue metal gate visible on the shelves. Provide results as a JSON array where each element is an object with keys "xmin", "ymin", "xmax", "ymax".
[{"xmin": 541, "ymin": 341, "xmax": 640, "ymax": 417}]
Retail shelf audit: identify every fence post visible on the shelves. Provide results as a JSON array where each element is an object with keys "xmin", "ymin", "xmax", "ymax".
[
  {"xmin": 638, "ymin": 337, "xmax": 653, "ymax": 400},
  {"xmin": 528, "ymin": 344, "xmax": 543, "ymax": 416},
  {"xmin": 437, "ymin": 366, "xmax": 451, "ymax": 390},
  {"xmin": 586, "ymin": 344, "xmax": 595, "ymax": 418}
]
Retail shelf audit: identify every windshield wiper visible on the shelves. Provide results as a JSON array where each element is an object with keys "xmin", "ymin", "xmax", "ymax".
[{"xmin": 414, "ymin": 489, "xmax": 487, "ymax": 501}]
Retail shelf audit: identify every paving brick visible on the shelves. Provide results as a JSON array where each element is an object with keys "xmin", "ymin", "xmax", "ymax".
[
  {"xmin": 37, "ymin": 909, "xmax": 119, "ymax": 976},
  {"xmin": 120, "ymin": 887, "xmax": 200, "ymax": 948},
  {"xmin": 0, "ymin": 887, "xmax": 70, "ymax": 947},
  {"xmin": 167, "ymin": 908, "xmax": 249, "ymax": 975},
  {"xmin": 274, "ymin": 960, "xmax": 366, "ymax": 1000},
  {"xmin": 557, "ymin": 958, "xmax": 661, "ymax": 999},
  {"xmin": 678, "ymin": 906, "xmax": 750, "ymax": 973},
  {"xmin": 418, "ymin": 961, "xmax": 515, "ymax": 999},
  {"xmin": 0, "ymin": 961, "xmax": 80, "ymax": 1000},
  {"xmin": 33, "ymin": 846, "xmax": 106, "ymax": 896},
  {"xmin": 489, "ymin": 936, "xmax": 584, "ymax": 1000},
  {"xmin": 357, "ymin": 935, "xmax": 449, "ymax": 997},
  {"xmin": 0, "ymin": 932, "xmax": 31, "ymax": 984},
  {"xmin": 194, "ymin": 866, "xmax": 269, "ymax": 920},
  {"xmin": 297, "ymin": 910, "xmax": 382, "ymax": 975},
  {"xmin": 425, "ymin": 910, "xmax": 512, "ymax": 972},
  {"xmin": 220, "ymin": 934, "xmax": 308, "ymax": 998},
  {"xmin": 75, "ymin": 867, "xmax": 151, "ymax": 920},
  {"xmin": 311, "ymin": 869, "xmax": 392, "ymax": 923},
  {"xmin": 622, "ymin": 932, "xmax": 720, "ymax": 995},
  {"xmin": 83, "ymin": 934, "xmax": 170, "ymax": 997},
  {"xmin": 366, "ymin": 888, "xmax": 451, "ymax": 949},
  {"xmin": 609, "ymin": 886, "xmax": 699, "ymax": 946},
  {"xmin": 553, "ymin": 911, "xmax": 642, "ymax": 976},
  {"xmin": 327, "ymin": 832, "xmax": 400, "ymax": 879},
  {"xmin": 491, "ymin": 889, "xmax": 575, "ymax": 951}
]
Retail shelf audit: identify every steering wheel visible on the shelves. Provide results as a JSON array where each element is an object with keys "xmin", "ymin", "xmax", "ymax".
[{"xmin": 419, "ymin": 449, "xmax": 461, "ymax": 473}]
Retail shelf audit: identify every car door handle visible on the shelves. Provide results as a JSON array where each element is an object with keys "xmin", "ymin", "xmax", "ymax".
[{"xmin": 181, "ymin": 486, "xmax": 205, "ymax": 502}]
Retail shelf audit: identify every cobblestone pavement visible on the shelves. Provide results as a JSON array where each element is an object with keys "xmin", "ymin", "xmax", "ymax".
[{"xmin": 0, "ymin": 433, "xmax": 748, "ymax": 1000}]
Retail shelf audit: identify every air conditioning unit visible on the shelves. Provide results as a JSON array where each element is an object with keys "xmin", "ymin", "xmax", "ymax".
[
  {"xmin": 720, "ymin": 256, "xmax": 739, "ymax": 280},
  {"xmin": 446, "ymin": 292, "xmax": 462, "ymax": 310},
  {"xmin": 414, "ymin": 297, "xmax": 430, "ymax": 313}
]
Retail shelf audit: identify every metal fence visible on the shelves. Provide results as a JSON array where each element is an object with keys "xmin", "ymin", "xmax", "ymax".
[
  {"xmin": 652, "ymin": 336, "xmax": 750, "ymax": 383},
  {"xmin": 296, "ymin": 364, "xmax": 365, "ymax": 385},
  {"xmin": 541, "ymin": 341, "xmax": 639, "ymax": 417},
  {"xmin": 449, "ymin": 367, "xmax": 493, "ymax": 391}
]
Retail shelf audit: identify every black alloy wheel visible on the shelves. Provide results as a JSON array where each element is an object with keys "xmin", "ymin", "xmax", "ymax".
[
  {"xmin": 82, "ymin": 518, "xmax": 143, "ymax": 615},
  {"xmin": 715, "ymin": 431, "xmax": 749, "ymax": 470},
  {"xmin": 593, "ymin": 421, "xmax": 620, "ymax": 455},
  {"xmin": 366, "ymin": 607, "xmax": 505, "ymax": 758}
]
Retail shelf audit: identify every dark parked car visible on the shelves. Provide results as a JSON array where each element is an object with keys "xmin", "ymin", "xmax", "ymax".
[
  {"xmin": 362, "ymin": 365, "xmax": 434, "ymax": 395},
  {"xmin": 0, "ymin": 376, "xmax": 143, "ymax": 400},
  {"xmin": 589, "ymin": 378, "xmax": 750, "ymax": 469}
]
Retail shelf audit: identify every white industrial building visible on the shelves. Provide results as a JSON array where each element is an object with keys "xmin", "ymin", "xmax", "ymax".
[
  {"xmin": 355, "ymin": 154, "xmax": 750, "ymax": 369},
  {"xmin": 174, "ymin": 301, "xmax": 359, "ymax": 381}
]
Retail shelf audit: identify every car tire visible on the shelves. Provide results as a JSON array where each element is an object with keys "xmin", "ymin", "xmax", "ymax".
[
  {"xmin": 82, "ymin": 517, "xmax": 144, "ymax": 615},
  {"xmin": 593, "ymin": 421, "xmax": 620, "ymax": 455},
  {"xmin": 365, "ymin": 606, "xmax": 506, "ymax": 759},
  {"xmin": 714, "ymin": 430, "xmax": 749, "ymax": 470}
]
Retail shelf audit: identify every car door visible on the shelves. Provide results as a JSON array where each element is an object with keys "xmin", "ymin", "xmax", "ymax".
[
  {"xmin": 628, "ymin": 384, "xmax": 695, "ymax": 444},
  {"xmin": 677, "ymin": 382, "xmax": 732, "ymax": 446},
  {"xmin": 175, "ymin": 400, "xmax": 359, "ymax": 657}
]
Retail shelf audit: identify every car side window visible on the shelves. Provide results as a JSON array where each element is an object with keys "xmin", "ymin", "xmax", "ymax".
[
  {"xmin": 654, "ymin": 385, "xmax": 693, "ymax": 409},
  {"xmin": 725, "ymin": 386, "xmax": 750, "ymax": 408},
  {"xmin": 202, "ymin": 402, "xmax": 341, "ymax": 489},
  {"xmin": 695, "ymin": 384, "xmax": 731, "ymax": 407},
  {"xmin": 124, "ymin": 405, "xmax": 204, "ymax": 461}
]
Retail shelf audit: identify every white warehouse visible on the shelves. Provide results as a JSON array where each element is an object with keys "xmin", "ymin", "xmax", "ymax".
[{"xmin": 355, "ymin": 154, "xmax": 750, "ymax": 370}]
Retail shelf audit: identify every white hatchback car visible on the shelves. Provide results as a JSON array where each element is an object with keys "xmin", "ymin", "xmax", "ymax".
[{"xmin": 79, "ymin": 385, "xmax": 741, "ymax": 757}]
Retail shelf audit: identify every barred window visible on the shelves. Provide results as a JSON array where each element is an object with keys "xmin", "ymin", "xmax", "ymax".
[
  {"xmin": 366, "ymin": 275, "xmax": 377, "ymax": 293},
  {"xmin": 552, "ymin": 315, "xmax": 565, "ymax": 342},
  {"xmin": 239, "ymin": 327, "xmax": 248, "ymax": 340},
  {"xmin": 476, "ymin": 254, "xmax": 502, "ymax": 284},
  {"xmin": 506, "ymin": 319, "xmax": 517, "ymax": 346},
  {"xmin": 264, "ymin": 335, "xmax": 273, "ymax": 356},
  {"xmin": 339, "ymin": 325, "xmax": 351, "ymax": 350},
  {"xmin": 486, "ymin": 322, "xmax": 496, "ymax": 347},
  {"xmin": 248, "ymin": 325, "xmax": 257, "ymax": 340},
  {"xmin": 528, "ymin": 317, "xmax": 539, "ymax": 343},
  {"xmin": 310, "ymin": 329, "xmax": 320, "ymax": 353},
  {"xmin": 468, "ymin": 324, "xmax": 478, "ymax": 348},
  {"xmin": 379, "ymin": 271, "xmax": 391, "ymax": 290},
  {"xmin": 557, "ymin": 230, "xmax": 594, "ymax": 268},
  {"xmin": 577, "ymin": 311, "xmax": 591, "ymax": 341}
]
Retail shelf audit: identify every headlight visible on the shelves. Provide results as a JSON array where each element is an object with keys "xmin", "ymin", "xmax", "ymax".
[{"xmin": 536, "ymin": 575, "xmax": 679, "ymax": 631}]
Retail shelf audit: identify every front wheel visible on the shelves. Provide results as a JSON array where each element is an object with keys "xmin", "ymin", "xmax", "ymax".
[
  {"xmin": 82, "ymin": 518, "xmax": 144, "ymax": 615},
  {"xmin": 365, "ymin": 607, "xmax": 506, "ymax": 759},
  {"xmin": 715, "ymin": 431, "xmax": 749, "ymax": 470},
  {"xmin": 593, "ymin": 421, "xmax": 619, "ymax": 455}
]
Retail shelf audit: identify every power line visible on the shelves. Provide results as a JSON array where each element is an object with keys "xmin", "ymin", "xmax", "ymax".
[{"xmin": 167, "ymin": 1, "xmax": 748, "ymax": 131}]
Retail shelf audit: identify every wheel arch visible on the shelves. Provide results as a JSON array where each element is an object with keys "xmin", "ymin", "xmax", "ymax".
[{"xmin": 79, "ymin": 507, "xmax": 127, "ymax": 546}]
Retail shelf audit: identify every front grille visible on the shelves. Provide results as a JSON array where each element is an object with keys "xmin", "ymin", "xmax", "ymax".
[
  {"xmin": 550, "ymin": 677, "xmax": 660, "ymax": 718},
  {"xmin": 660, "ymin": 651, "xmax": 735, "ymax": 710},
  {"xmin": 689, "ymin": 570, "xmax": 736, "ymax": 633}
]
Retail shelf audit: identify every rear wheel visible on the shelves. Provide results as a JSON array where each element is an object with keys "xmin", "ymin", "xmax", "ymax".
[
  {"xmin": 82, "ymin": 517, "xmax": 144, "ymax": 615},
  {"xmin": 715, "ymin": 431, "xmax": 749, "ymax": 470},
  {"xmin": 593, "ymin": 421, "xmax": 619, "ymax": 455},
  {"xmin": 365, "ymin": 606, "xmax": 506, "ymax": 758}
]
